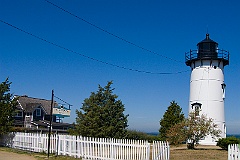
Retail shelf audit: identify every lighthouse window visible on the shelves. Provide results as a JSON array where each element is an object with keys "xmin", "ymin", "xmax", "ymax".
[
  {"xmin": 195, "ymin": 105, "xmax": 200, "ymax": 116},
  {"xmin": 191, "ymin": 102, "xmax": 202, "ymax": 117},
  {"xmin": 224, "ymin": 124, "xmax": 226, "ymax": 134},
  {"xmin": 221, "ymin": 83, "xmax": 226, "ymax": 99},
  {"xmin": 202, "ymin": 43, "xmax": 210, "ymax": 51}
]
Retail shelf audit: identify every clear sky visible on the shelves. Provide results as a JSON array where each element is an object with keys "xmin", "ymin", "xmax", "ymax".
[{"xmin": 1, "ymin": 0, "xmax": 240, "ymax": 134}]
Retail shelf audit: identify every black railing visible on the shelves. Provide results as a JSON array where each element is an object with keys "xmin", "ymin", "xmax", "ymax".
[{"xmin": 185, "ymin": 49, "xmax": 229, "ymax": 66}]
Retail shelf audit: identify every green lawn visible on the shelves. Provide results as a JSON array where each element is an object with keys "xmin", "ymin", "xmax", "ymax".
[{"xmin": 0, "ymin": 147, "xmax": 81, "ymax": 160}]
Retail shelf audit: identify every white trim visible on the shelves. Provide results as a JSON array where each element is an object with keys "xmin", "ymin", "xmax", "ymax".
[{"xmin": 14, "ymin": 96, "xmax": 23, "ymax": 110}]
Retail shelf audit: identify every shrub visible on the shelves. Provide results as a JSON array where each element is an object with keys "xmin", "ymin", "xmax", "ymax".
[
  {"xmin": 217, "ymin": 137, "xmax": 240, "ymax": 150},
  {"xmin": 126, "ymin": 130, "xmax": 161, "ymax": 142}
]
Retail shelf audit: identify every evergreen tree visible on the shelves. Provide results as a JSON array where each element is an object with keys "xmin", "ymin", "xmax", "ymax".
[
  {"xmin": 159, "ymin": 101, "xmax": 184, "ymax": 140},
  {"xmin": 0, "ymin": 78, "xmax": 17, "ymax": 135},
  {"xmin": 75, "ymin": 81, "xmax": 129, "ymax": 138}
]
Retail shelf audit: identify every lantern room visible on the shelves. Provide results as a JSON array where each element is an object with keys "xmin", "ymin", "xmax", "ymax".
[
  {"xmin": 185, "ymin": 34, "xmax": 229, "ymax": 66},
  {"xmin": 197, "ymin": 33, "xmax": 218, "ymax": 59}
]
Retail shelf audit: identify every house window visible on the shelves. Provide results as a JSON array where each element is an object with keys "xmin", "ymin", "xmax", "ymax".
[
  {"xmin": 36, "ymin": 108, "xmax": 41, "ymax": 116},
  {"xmin": 15, "ymin": 111, "xmax": 23, "ymax": 117}
]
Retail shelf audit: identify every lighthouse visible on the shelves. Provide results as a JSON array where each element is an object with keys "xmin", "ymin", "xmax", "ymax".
[{"xmin": 185, "ymin": 34, "xmax": 229, "ymax": 145}]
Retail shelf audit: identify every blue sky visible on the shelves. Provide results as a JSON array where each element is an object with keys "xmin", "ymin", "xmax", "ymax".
[{"xmin": 1, "ymin": 0, "xmax": 240, "ymax": 134}]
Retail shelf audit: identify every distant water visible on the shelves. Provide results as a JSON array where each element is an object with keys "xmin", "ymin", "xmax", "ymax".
[
  {"xmin": 227, "ymin": 134, "xmax": 240, "ymax": 138},
  {"xmin": 147, "ymin": 132, "xmax": 159, "ymax": 136}
]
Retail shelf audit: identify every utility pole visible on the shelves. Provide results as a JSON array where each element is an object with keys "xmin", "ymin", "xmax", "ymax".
[{"xmin": 48, "ymin": 90, "xmax": 54, "ymax": 158}]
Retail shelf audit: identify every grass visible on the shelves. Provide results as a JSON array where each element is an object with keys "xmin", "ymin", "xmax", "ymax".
[
  {"xmin": 1, "ymin": 145, "xmax": 228, "ymax": 160},
  {"xmin": 170, "ymin": 144, "xmax": 228, "ymax": 160},
  {"xmin": 0, "ymin": 147, "xmax": 81, "ymax": 160}
]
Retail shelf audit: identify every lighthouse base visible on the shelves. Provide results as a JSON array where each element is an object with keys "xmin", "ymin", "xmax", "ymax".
[{"xmin": 198, "ymin": 135, "xmax": 218, "ymax": 145}]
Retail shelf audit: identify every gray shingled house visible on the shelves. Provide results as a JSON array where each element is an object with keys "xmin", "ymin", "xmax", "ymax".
[{"xmin": 14, "ymin": 95, "xmax": 71, "ymax": 131}]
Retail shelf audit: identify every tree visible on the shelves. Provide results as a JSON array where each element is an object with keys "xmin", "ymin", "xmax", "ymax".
[
  {"xmin": 166, "ymin": 112, "xmax": 221, "ymax": 149},
  {"xmin": 159, "ymin": 101, "xmax": 184, "ymax": 140},
  {"xmin": 166, "ymin": 120, "xmax": 186, "ymax": 145},
  {"xmin": 185, "ymin": 112, "xmax": 221, "ymax": 149},
  {"xmin": 0, "ymin": 78, "xmax": 17, "ymax": 135},
  {"xmin": 217, "ymin": 137, "xmax": 240, "ymax": 150},
  {"xmin": 75, "ymin": 81, "xmax": 129, "ymax": 138}
]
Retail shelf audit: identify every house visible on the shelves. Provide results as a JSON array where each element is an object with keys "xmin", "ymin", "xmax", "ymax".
[{"xmin": 14, "ymin": 95, "xmax": 72, "ymax": 131}]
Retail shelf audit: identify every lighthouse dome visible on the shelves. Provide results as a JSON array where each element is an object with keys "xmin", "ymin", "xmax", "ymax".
[
  {"xmin": 185, "ymin": 34, "xmax": 229, "ymax": 66},
  {"xmin": 197, "ymin": 34, "xmax": 218, "ymax": 59}
]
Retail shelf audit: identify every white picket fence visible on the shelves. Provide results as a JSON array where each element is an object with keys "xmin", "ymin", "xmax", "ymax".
[
  {"xmin": 228, "ymin": 144, "xmax": 240, "ymax": 160},
  {"xmin": 3, "ymin": 132, "xmax": 57, "ymax": 153},
  {"xmin": 152, "ymin": 141, "xmax": 169, "ymax": 160},
  {"xmin": 57, "ymin": 135, "xmax": 151, "ymax": 159},
  {"xmin": 3, "ymin": 132, "xmax": 170, "ymax": 160}
]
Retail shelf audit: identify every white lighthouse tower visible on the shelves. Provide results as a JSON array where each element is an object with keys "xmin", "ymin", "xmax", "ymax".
[{"xmin": 185, "ymin": 34, "xmax": 229, "ymax": 145}]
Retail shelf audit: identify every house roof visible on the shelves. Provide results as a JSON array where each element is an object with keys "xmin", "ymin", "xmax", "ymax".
[{"xmin": 15, "ymin": 95, "xmax": 58, "ymax": 115}]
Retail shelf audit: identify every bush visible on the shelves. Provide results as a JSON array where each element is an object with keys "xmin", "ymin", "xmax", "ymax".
[
  {"xmin": 126, "ymin": 130, "xmax": 161, "ymax": 142},
  {"xmin": 217, "ymin": 137, "xmax": 240, "ymax": 150}
]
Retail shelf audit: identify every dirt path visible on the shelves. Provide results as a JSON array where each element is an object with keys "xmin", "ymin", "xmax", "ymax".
[{"xmin": 0, "ymin": 150, "xmax": 37, "ymax": 160}]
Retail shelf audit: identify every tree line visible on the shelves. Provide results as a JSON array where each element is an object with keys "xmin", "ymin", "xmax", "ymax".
[{"xmin": 0, "ymin": 78, "xmax": 239, "ymax": 149}]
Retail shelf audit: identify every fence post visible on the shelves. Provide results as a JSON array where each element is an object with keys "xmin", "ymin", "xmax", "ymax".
[
  {"xmin": 228, "ymin": 144, "xmax": 232, "ymax": 160},
  {"xmin": 55, "ymin": 134, "xmax": 59, "ymax": 156},
  {"xmin": 110, "ymin": 138, "xmax": 115, "ymax": 160},
  {"xmin": 228, "ymin": 144, "xmax": 240, "ymax": 160},
  {"xmin": 147, "ymin": 142, "xmax": 150, "ymax": 160}
]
